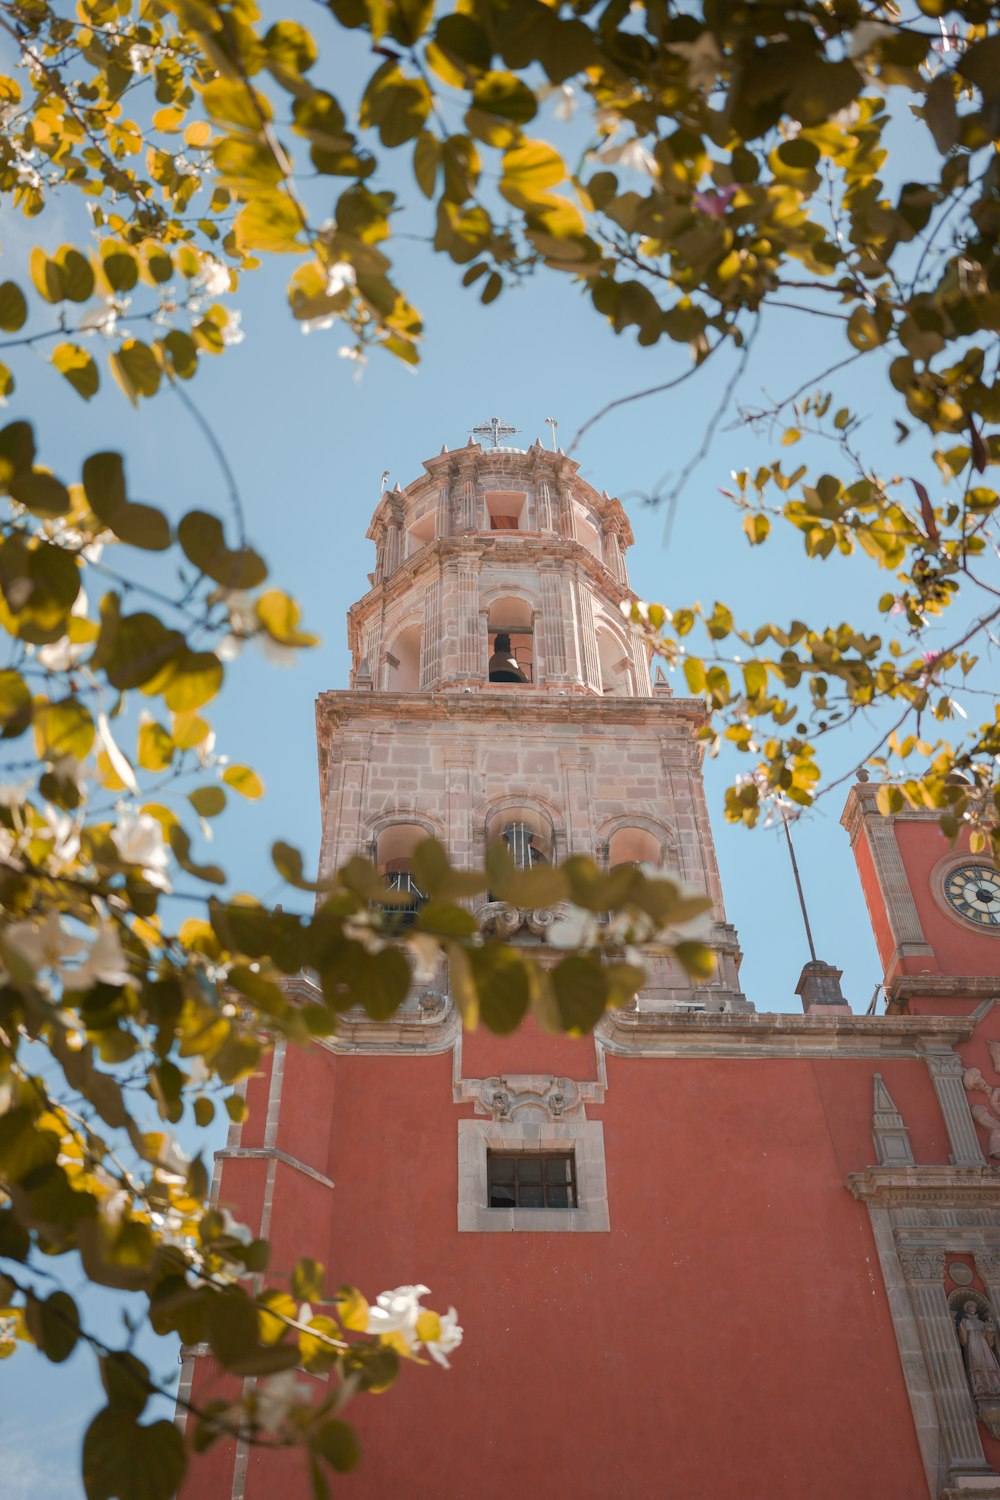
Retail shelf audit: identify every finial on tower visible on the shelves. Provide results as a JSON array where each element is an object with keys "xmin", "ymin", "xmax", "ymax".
[
  {"xmin": 471, "ymin": 416, "xmax": 519, "ymax": 449},
  {"xmin": 545, "ymin": 416, "xmax": 558, "ymax": 450}
]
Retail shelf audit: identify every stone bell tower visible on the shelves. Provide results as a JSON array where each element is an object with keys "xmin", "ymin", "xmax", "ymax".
[{"xmin": 318, "ymin": 430, "xmax": 748, "ymax": 1010}]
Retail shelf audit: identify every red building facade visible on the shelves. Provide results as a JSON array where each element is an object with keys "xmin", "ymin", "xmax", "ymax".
[{"xmin": 180, "ymin": 439, "xmax": 1000, "ymax": 1500}]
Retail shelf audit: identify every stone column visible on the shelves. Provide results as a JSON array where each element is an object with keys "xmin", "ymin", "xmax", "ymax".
[
  {"xmin": 457, "ymin": 568, "xmax": 480, "ymax": 675},
  {"xmin": 899, "ymin": 1247, "xmax": 995, "ymax": 1486},
  {"xmin": 561, "ymin": 750, "xmax": 592, "ymax": 857},
  {"xmin": 420, "ymin": 575, "xmax": 442, "ymax": 688},
  {"xmin": 540, "ymin": 571, "xmax": 567, "ymax": 677},
  {"xmin": 578, "ymin": 585, "xmax": 602, "ymax": 693},
  {"xmin": 923, "ymin": 1045, "xmax": 986, "ymax": 1165},
  {"xmin": 461, "ymin": 477, "xmax": 477, "ymax": 533},
  {"xmin": 536, "ymin": 480, "xmax": 554, "ymax": 533},
  {"xmin": 435, "ymin": 482, "xmax": 450, "ymax": 539}
]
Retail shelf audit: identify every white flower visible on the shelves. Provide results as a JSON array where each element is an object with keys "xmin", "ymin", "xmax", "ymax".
[
  {"xmin": 338, "ymin": 345, "xmax": 368, "ymax": 382},
  {"xmin": 366, "ymin": 1285, "xmax": 431, "ymax": 1349},
  {"xmin": 199, "ymin": 259, "xmax": 231, "ymax": 297},
  {"xmin": 41, "ymin": 806, "xmax": 80, "ymax": 869},
  {"xmin": 216, "ymin": 634, "xmax": 243, "ymax": 661},
  {"xmin": 111, "ymin": 807, "xmax": 171, "ymax": 889},
  {"xmin": 538, "ymin": 82, "xmax": 576, "ymax": 122},
  {"xmin": 546, "ymin": 904, "xmax": 599, "ymax": 949},
  {"xmin": 37, "ymin": 635, "xmax": 87, "ymax": 672},
  {"xmin": 301, "ymin": 314, "xmax": 336, "ymax": 335},
  {"xmin": 423, "ymin": 1306, "xmax": 463, "ymax": 1368},
  {"xmin": 218, "ymin": 1208, "xmax": 253, "ymax": 1246},
  {"xmin": 405, "ymin": 933, "xmax": 440, "ymax": 984},
  {"xmin": 128, "ymin": 43, "xmax": 154, "ymax": 72},
  {"xmin": 78, "ymin": 300, "xmax": 119, "ymax": 338},
  {"xmin": 221, "ymin": 310, "xmax": 244, "ymax": 346},
  {"xmin": 592, "ymin": 138, "xmax": 657, "ymax": 176},
  {"xmin": 0, "ymin": 778, "xmax": 31, "ymax": 807},
  {"xmin": 254, "ymin": 1370, "xmax": 314, "ymax": 1433},
  {"xmin": 325, "ymin": 261, "xmax": 356, "ymax": 296},
  {"xmin": 63, "ymin": 920, "xmax": 132, "ymax": 990},
  {"xmin": 98, "ymin": 712, "xmax": 139, "ymax": 794},
  {"xmin": 6, "ymin": 912, "xmax": 85, "ymax": 974}
]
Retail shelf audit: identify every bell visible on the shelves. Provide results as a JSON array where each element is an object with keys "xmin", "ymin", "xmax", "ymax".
[{"xmin": 488, "ymin": 632, "xmax": 527, "ymax": 683}]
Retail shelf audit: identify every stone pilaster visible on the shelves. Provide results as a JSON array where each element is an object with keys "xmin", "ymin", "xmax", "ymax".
[
  {"xmin": 536, "ymin": 479, "xmax": 553, "ymax": 533},
  {"xmin": 899, "ymin": 1248, "xmax": 995, "ymax": 1486},
  {"xmin": 420, "ymin": 575, "xmax": 442, "ymax": 687},
  {"xmin": 457, "ymin": 568, "xmax": 480, "ymax": 675},
  {"xmin": 578, "ymin": 584, "xmax": 602, "ymax": 694},
  {"xmin": 539, "ymin": 570, "xmax": 567, "ymax": 676},
  {"xmin": 923, "ymin": 1045, "xmax": 986, "ymax": 1165}
]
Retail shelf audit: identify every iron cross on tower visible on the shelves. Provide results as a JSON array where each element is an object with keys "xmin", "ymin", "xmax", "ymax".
[{"xmin": 471, "ymin": 416, "xmax": 519, "ymax": 449}]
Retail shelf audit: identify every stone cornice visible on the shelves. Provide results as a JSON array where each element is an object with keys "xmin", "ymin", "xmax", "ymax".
[
  {"xmin": 316, "ymin": 688, "xmax": 707, "ymax": 735},
  {"xmin": 598, "ymin": 1008, "xmax": 977, "ymax": 1059},
  {"xmin": 847, "ymin": 1164, "xmax": 1000, "ymax": 1205},
  {"xmin": 887, "ymin": 977, "xmax": 999, "ymax": 1012},
  {"xmin": 348, "ymin": 532, "xmax": 633, "ymax": 627}
]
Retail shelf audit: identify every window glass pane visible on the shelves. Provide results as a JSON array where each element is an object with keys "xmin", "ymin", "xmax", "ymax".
[
  {"xmin": 489, "ymin": 1155, "xmax": 515, "ymax": 1182},
  {"xmin": 489, "ymin": 1183, "xmax": 515, "ymax": 1208},
  {"xmin": 544, "ymin": 1156, "xmax": 570, "ymax": 1182},
  {"xmin": 519, "ymin": 1185, "xmax": 544, "ymax": 1207},
  {"xmin": 518, "ymin": 1158, "xmax": 542, "ymax": 1183},
  {"xmin": 546, "ymin": 1183, "xmax": 570, "ymax": 1207}
]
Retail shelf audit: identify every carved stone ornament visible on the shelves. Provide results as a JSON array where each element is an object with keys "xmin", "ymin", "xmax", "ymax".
[
  {"xmin": 951, "ymin": 1289, "xmax": 1000, "ymax": 1437},
  {"xmin": 950, "ymin": 1263, "xmax": 975, "ymax": 1287},
  {"xmin": 965, "ymin": 1064, "xmax": 1000, "ymax": 1161},
  {"xmin": 976, "ymin": 1251, "xmax": 1000, "ymax": 1283},
  {"xmin": 478, "ymin": 1075, "xmax": 582, "ymax": 1122},
  {"xmin": 475, "ymin": 902, "xmax": 565, "ymax": 940},
  {"xmin": 899, "ymin": 1248, "xmax": 947, "ymax": 1284}
]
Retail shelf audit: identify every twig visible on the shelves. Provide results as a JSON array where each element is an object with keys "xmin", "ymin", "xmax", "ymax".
[{"xmin": 567, "ymin": 342, "xmax": 720, "ymax": 455}]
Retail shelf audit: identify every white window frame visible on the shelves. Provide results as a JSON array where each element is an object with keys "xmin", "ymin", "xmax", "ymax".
[{"xmin": 457, "ymin": 1119, "xmax": 609, "ymax": 1233}]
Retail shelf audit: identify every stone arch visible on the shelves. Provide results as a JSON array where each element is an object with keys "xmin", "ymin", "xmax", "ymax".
[
  {"xmin": 594, "ymin": 813, "xmax": 677, "ymax": 870},
  {"xmin": 483, "ymin": 588, "xmax": 538, "ymax": 684},
  {"xmin": 478, "ymin": 792, "xmax": 564, "ymax": 864},
  {"xmin": 595, "ymin": 619, "xmax": 637, "ymax": 696},
  {"xmin": 382, "ymin": 614, "xmax": 422, "ymax": 692},
  {"xmin": 363, "ymin": 808, "xmax": 444, "ymax": 855}
]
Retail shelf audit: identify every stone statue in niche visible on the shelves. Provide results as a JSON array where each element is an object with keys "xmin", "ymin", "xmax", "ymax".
[
  {"xmin": 962, "ymin": 1066, "xmax": 1000, "ymax": 1159},
  {"xmin": 958, "ymin": 1301, "xmax": 1000, "ymax": 1398}
]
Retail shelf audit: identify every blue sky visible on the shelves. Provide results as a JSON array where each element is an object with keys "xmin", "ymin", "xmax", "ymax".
[{"xmin": 4, "ymin": 17, "xmax": 976, "ymax": 1490}]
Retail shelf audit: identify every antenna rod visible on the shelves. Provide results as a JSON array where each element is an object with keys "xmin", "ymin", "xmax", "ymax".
[
  {"xmin": 780, "ymin": 807, "xmax": 818, "ymax": 962},
  {"xmin": 545, "ymin": 416, "xmax": 558, "ymax": 450}
]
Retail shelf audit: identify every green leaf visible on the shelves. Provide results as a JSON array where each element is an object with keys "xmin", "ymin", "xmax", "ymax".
[
  {"xmin": 178, "ymin": 511, "xmax": 267, "ymax": 589},
  {"xmin": 30, "ymin": 248, "xmax": 66, "ymax": 304},
  {"xmin": 52, "ymin": 343, "xmax": 99, "ymax": 400},
  {"xmin": 33, "ymin": 698, "xmax": 95, "ymax": 760},
  {"xmin": 82, "ymin": 452, "xmax": 171, "ymax": 550},
  {"xmin": 360, "ymin": 62, "xmax": 432, "ymax": 148},
  {"xmin": 551, "ymin": 954, "xmax": 607, "ymax": 1032},
  {"xmin": 473, "ymin": 71, "xmax": 537, "ymax": 124},
  {"xmin": 264, "ymin": 20, "xmax": 318, "ymax": 74},
  {"xmin": 188, "ymin": 785, "xmax": 226, "ymax": 818},
  {"xmin": 100, "ymin": 1352, "xmax": 150, "ymax": 1419},
  {"xmin": 55, "ymin": 246, "xmax": 96, "ymax": 302},
  {"xmin": 163, "ymin": 651, "xmax": 224, "ymax": 712},
  {"xmin": 467, "ymin": 946, "xmax": 530, "ymax": 1033},
  {"xmin": 360, "ymin": 946, "xmax": 412, "ymax": 1019},
  {"xmin": 0, "ymin": 670, "xmax": 32, "ymax": 737},
  {"xmin": 292, "ymin": 1257, "xmax": 326, "ymax": 1302},
  {"xmin": 83, "ymin": 1411, "xmax": 185, "ymax": 1500},
  {"xmin": 500, "ymin": 140, "xmax": 565, "ymax": 207},
  {"xmin": 313, "ymin": 1420, "xmax": 361, "ymax": 1473},
  {"xmin": 9, "ymin": 470, "xmax": 71, "ymax": 517},
  {"xmin": 0, "ymin": 282, "xmax": 27, "ymax": 332},
  {"xmin": 223, "ymin": 764, "xmax": 264, "ymax": 798},
  {"xmin": 110, "ymin": 340, "xmax": 161, "ymax": 405},
  {"xmin": 26, "ymin": 1290, "xmax": 79, "ymax": 1364},
  {"xmin": 234, "ymin": 195, "xmax": 305, "ymax": 254}
]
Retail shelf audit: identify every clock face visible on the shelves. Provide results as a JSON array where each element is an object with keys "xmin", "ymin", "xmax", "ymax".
[{"xmin": 943, "ymin": 864, "xmax": 1000, "ymax": 929}]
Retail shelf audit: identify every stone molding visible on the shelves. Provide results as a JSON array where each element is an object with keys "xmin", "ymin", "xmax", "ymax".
[
  {"xmin": 923, "ymin": 1044, "xmax": 987, "ymax": 1166},
  {"xmin": 457, "ymin": 1118, "xmax": 610, "ymax": 1233},
  {"xmin": 454, "ymin": 1071, "xmax": 604, "ymax": 1122},
  {"xmin": 215, "ymin": 1146, "xmax": 335, "ymax": 1194},
  {"xmin": 841, "ymin": 783, "xmax": 936, "ymax": 971},
  {"xmin": 599, "ymin": 1009, "xmax": 976, "ymax": 1060}
]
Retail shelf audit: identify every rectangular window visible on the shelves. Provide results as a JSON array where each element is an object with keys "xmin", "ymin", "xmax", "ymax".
[{"xmin": 487, "ymin": 1151, "xmax": 577, "ymax": 1209}]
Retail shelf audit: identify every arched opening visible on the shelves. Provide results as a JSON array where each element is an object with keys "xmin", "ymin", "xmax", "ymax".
[
  {"xmin": 486, "ymin": 805, "xmax": 553, "ymax": 868},
  {"xmin": 607, "ymin": 826, "xmax": 662, "ymax": 871},
  {"xmin": 485, "ymin": 491, "xmax": 526, "ymax": 530},
  {"xmin": 383, "ymin": 623, "xmax": 421, "ymax": 691},
  {"xmin": 405, "ymin": 511, "xmax": 436, "ymax": 558},
  {"xmin": 576, "ymin": 513, "xmax": 602, "ymax": 560},
  {"xmin": 597, "ymin": 630, "xmax": 633, "ymax": 696},
  {"xmin": 486, "ymin": 595, "xmax": 534, "ymax": 683},
  {"xmin": 374, "ymin": 822, "xmax": 427, "ymax": 924}
]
